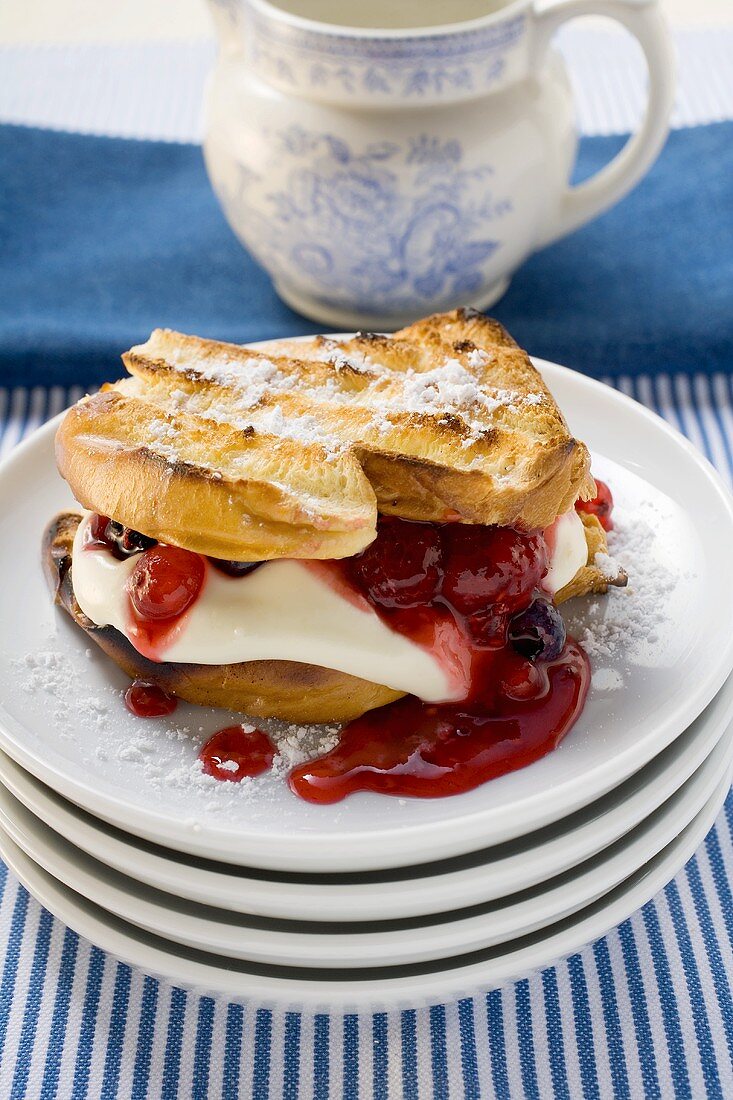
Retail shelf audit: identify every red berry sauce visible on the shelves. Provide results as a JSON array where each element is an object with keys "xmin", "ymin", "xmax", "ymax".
[
  {"xmin": 199, "ymin": 724, "xmax": 276, "ymax": 782},
  {"xmin": 289, "ymin": 643, "xmax": 589, "ymax": 802},
  {"xmin": 124, "ymin": 680, "xmax": 178, "ymax": 717},
  {"xmin": 289, "ymin": 515, "xmax": 590, "ymax": 803},
  {"xmin": 576, "ymin": 479, "xmax": 614, "ymax": 531}
]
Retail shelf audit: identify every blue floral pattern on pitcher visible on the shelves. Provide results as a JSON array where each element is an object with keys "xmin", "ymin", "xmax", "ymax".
[
  {"xmin": 219, "ymin": 126, "xmax": 511, "ymax": 311},
  {"xmin": 235, "ymin": 5, "xmax": 526, "ymax": 101}
]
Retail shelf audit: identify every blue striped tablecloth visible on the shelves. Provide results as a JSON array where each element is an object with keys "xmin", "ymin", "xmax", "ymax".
[{"xmin": 1, "ymin": 375, "xmax": 732, "ymax": 1099}]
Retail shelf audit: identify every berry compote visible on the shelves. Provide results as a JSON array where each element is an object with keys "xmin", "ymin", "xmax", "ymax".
[
  {"xmin": 289, "ymin": 515, "xmax": 590, "ymax": 804},
  {"xmin": 83, "ymin": 514, "xmax": 156, "ymax": 559},
  {"xmin": 576, "ymin": 479, "xmax": 615, "ymax": 531}
]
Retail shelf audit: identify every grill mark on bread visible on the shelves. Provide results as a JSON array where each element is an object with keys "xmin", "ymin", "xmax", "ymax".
[{"xmin": 57, "ymin": 309, "xmax": 597, "ymax": 558}]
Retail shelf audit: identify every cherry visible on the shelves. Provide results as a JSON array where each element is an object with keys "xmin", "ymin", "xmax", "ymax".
[
  {"xmin": 127, "ymin": 545, "xmax": 205, "ymax": 622},
  {"xmin": 440, "ymin": 525, "xmax": 547, "ymax": 616},
  {"xmin": 86, "ymin": 513, "xmax": 112, "ymax": 544},
  {"xmin": 124, "ymin": 680, "xmax": 178, "ymax": 717},
  {"xmin": 349, "ymin": 517, "xmax": 442, "ymax": 608},
  {"xmin": 208, "ymin": 558, "xmax": 263, "ymax": 578},
  {"xmin": 576, "ymin": 479, "xmax": 614, "ymax": 531}
]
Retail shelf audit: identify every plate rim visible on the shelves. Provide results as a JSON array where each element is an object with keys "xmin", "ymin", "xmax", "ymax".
[
  {"xmin": 0, "ymin": 773, "xmax": 727, "ymax": 1010},
  {"xmin": 0, "ymin": 717, "xmax": 729, "ymax": 968}
]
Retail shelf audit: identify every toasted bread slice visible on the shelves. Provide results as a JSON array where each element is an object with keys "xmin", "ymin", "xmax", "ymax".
[
  {"xmin": 43, "ymin": 511, "xmax": 618, "ymax": 723},
  {"xmin": 56, "ymin": 310, "xmax": 595, "ymax": 560},
  {"xmin": 56, "ymin": 389, "xmax": 377, "ymax": 560}
]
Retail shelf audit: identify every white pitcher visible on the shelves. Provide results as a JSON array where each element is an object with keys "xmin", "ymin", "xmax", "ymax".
[{"xmin": 203, "ymin": 0, "xmax": 675, "ymax": 328}]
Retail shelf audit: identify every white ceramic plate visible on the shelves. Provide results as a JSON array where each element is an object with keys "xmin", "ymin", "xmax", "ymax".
[
  {"xmin": 0, "ymin": 775, "xmax": 728, "ymax": 1010},
  {"xmin": 0, "ymin": 355, "xmax": 731, "ymax": 872},
  {"xmin": 1, "ymin": 720, "xmax": 730, "ymax": 969},
  {"xmin": 2, "ymin": 670, "xmax": 732, "ymax": 923}
]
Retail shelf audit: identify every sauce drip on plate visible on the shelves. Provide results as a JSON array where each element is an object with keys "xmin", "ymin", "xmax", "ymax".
[
  {"xmin": 289, "ymin": 641, "xmax": 589, "ymax": 802},
  {"xmin": 199, "ymin": 725, "xmax": 276, "ymax": 782},
  {"xmin": 124, "ymin": 680, "xmax": 178, "ymax": 718}
]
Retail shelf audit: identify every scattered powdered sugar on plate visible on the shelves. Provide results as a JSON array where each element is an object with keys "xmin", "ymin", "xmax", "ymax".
[
  {"xmin": 216, "ymin": 759, "xmax": 240, "ymax": 773},
  {"xmin": 591, "ymin": 668, "xmax": 624, "ymax": 692},
  {"xmin": 13, "ymin": 638, "xmax": 341, "ymax": 811},
  {"xmin": 271, "ymin": 724, "xmax": 340, "ymax": 771},
  {"xmin": 573, "ymin": 506, "xmax": 679, "ymax": 679},
  {"xmin": 13, "ymin": 648, "xmax": 113, "ymax": 737}
]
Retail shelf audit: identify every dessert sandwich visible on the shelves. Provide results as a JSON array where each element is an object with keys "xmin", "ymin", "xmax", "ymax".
[{"xmin": 44, "ymin": 309, "xmax": 626, "ymax": 801}]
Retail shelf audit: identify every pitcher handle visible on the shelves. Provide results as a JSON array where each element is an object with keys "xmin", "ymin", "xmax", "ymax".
[{"xmin": 533, "ymin": 0, "xmax": 675, "ymax": 248}]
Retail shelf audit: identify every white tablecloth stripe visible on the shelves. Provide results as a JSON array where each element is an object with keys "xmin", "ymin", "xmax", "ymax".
[{"xmin": 1, "ymin": 28, "xmax": 732, "ymax": 143}]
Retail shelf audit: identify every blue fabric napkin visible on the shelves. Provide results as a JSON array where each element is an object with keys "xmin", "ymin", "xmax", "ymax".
[{"xmin": 0, "ymin": 121, "xmax": 731, "ymax": 387}]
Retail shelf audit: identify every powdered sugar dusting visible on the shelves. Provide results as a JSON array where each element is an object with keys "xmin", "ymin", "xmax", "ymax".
[
  {"xmin": 229, "ymin": 404, "xmax": 344, "ymax": 454},
  {"xmin": 467, "ymin": 348, "xmax": 492, "ymax": 369},
  {"xmin": 188, "ymin": 354, "xmax": 283, "ymax": 408},
  {"xmin": 145, "ymin": 418, "xmax": 181, "ymax": 463},
  {"xmin": 363, "ymin": 358, "xmax": 542, "ymax": 438},
  {"xmin": 594, "ymin": 550, "xmax": 625, "ymax": 583},
  {"xmin": 575, "ymin": 507, "xmax": 679, "ymax": 680},
  {"xmin": 146, "ymin": 337, "xmax": 544, "ymax": 452},
  {"xmin": 319, "ymin": 345, "xmax": 379, "ymax": 375}
]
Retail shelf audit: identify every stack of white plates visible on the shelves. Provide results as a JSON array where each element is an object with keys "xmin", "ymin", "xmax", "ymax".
[{"xmin": 0, "ymin": 357, "xmax": 732, "ymax": 1012}]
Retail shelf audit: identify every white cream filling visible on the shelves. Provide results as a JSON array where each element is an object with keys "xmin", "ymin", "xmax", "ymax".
[
  {"xmin": 71, "ymin": 509, "xmax": 588, "ymax": 704},
  {"xmin": 543, "ymin": 509, "xmax": 589, "ymax": 595},
  {"xmin": 71, "ymin": 515, "xmax": 459, "ymax": 702}
]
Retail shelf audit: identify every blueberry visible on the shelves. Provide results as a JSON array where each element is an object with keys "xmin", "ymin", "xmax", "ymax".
[
  {"xmin": 118, "ymin": 526, "xmax": 157, "ymax": 555},
  {"xmin": 208, "ymin": 558, "xmax": 263, "ymax": 578},
  {"xmin": 508, "ymin": 597, "xmax": 566, "ymax": 661},
  {"xmin": 103, "ymin": 520, "xmax": 156, "ymax": 558}
]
